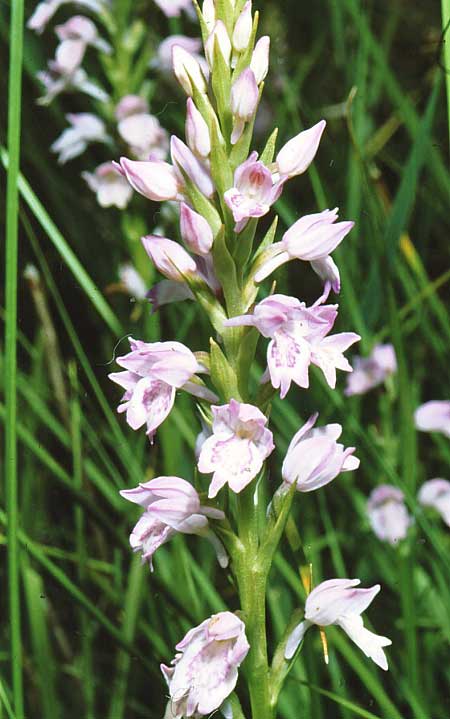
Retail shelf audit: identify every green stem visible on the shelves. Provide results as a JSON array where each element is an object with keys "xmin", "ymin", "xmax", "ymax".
[
  {"xmin": 235, "ymin": 489, "xmax": 272, "ymax": 719},
  {"xmin": 442, "ymin": 0, "xmax": 450, "ymax": 151},
  {"xmin": 5, "ymin": 0, "xmax": 24, "ymax": 716}
]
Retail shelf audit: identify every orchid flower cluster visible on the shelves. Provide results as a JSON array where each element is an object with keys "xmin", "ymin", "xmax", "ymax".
[
  {"xmin": 105, "ymin": 2, "xmax": 393, "ymax": 716},
  {"xmin": 28, "ymin": 0, "xmax": 198, "ymax": 211},
  {"xmin": 364, "ymin": 400, "xmax": 450, "ymax": 546}
]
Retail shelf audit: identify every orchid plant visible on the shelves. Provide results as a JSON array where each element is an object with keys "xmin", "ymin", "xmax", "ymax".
[{"xmin": 104, "ymin": 1, "xmax": 394, "ymax": 716}]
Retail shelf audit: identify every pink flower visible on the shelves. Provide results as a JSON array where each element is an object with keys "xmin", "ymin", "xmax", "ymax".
[
  {"xmin": 230, "ymin": 68, "xmax": 259, "ymax": 144},
  {"xmin": 115, "ymin": 94, "xmax": 149, "ymax": 120},
  {"xmin": 285, "ymin": 579, "xmax": 391, "ymax": 671},
  {"xmin": 120, "ymin": 476, "xmax": 226, "ymax": 569},
  {"xmin": 116, "ymin": 157, "xmax": 181, "ymax": 202},
  {"xmin": 198, "ymin": 399, "xmax": 275, "ymax": 498},
  {"xmin": 367, "ymin": 485, "xmax": 412, "ymax": 545},
  {"xmin": 418, "ymin": 479, "xmax": 450, "ymax": 527},
  {"xmin": 224, "ymin": 152, "xmax": 284, "ymax": 227},
  {"xmin": 414, "ymin": 401, "xmax": 450, "ymax": 439},
  {"xmin": 153, "ymin": 0, "xmax": 193, "ymax": 17},
  {"xmin": 180, "ymin": 202, "xmax": 214, "ymax": 255},
  {"xmin": 82, "ymin": 162, "xmax": 133, "ymax": 209},
  {"xmin": 161, "ymin": 611, "xmax": 249, "ymax": 717},
  {"xmin": 141, "ymin": 235, "xmax": 198, "ymax": 282},
  {"xmin": 345, "ymin": 344, "xmax": 397, "ymax": 396},
  {"xmin": 118, "ymin": 113, "xmax": 168, "ymax": 160},
  {"xmin": 109, "ymin": 338, "xmax": 211, "ymax": 440},
  {"xmin": 226, "ymin": 294, "xmax": 359, "ymax": 398},
  {"xmin": 282, "ymin": 413, "xmax": 359, "ymax": 491},
  {"xmin": 51, "ymin": 112, "xmax": 109, "ymax": 164},
  {"xmin": 276, "ymin": 120, "xmax": 326, "ymax": 179},
  {"xmin": 55, "ymin": 14, "xmax": 111, "ymax": 53},
  {"xmin": 185, "ymin": 98, "xmax": 211, "ymax": 158},
  {"xmin": 170, "ymin": 136, "xmax": 215, "ymax": 198},
  {"xmin": 254, "ymin": 208, "xmax": 354, "ymax": 290}
]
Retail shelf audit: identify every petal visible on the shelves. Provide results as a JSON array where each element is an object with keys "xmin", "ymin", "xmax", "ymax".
[
  {"xmin": 284, "ymin": 620, "xmax": 311, "ymax": 660},
  {"xmin": 337, "ymin": 615, "xmax": 391, "ymax": 671}
]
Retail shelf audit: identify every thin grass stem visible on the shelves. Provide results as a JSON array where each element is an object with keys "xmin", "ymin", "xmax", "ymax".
[{"xmin": 5, "ymin": 1, "xmax": 24, "ymax": 716}]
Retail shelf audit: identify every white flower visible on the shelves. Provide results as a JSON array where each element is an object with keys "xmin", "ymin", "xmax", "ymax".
[{"xmin": 285, "ymin": 578, "xmax": 391, "ymax": 670}]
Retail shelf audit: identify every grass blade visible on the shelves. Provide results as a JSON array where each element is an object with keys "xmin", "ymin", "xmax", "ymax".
[
  {"xmin": 442, "ymin": 0, "xmax": 450, "ymax": 149},
  {"xmin": 0, "ymin": 148, "xmax": 123, "ymax": 338},
  {"xmin": 4, "ymin": 1, "xmax": 24, "ymax": 716}
]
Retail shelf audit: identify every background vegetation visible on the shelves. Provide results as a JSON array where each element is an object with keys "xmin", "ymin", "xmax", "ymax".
[{"xmin": 1, "ymin": 0, "xmax": 450, "ymax": 717}]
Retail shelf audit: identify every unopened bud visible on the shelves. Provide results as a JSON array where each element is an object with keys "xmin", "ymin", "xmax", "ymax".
[
  {"xmin": 250, "ymin": 35, "xmax": 270, "ymax": 84},
  {"xmin": 180, "ymin": 203, "xmax": 214, "ymax": 255},
  {"xmin": 172, "ymin": 45, "xmax": 207, "ymax": 96},
  {"xmin": 232, "ymin": 1, "xmax": 252, "ymax": 52},
  {"xmin": 205, "ymin": 21, "xmax": 232, "ymax": 70},
  {"xmin": 142, "ymin": 236, "xmax": 197, "ymax": 282},
  {"xmin": 185, "ymin": 98, "xmax": 211, "ymax": 158}
]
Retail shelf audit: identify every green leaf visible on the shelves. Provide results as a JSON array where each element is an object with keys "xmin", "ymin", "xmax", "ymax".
[
  {"xmin": 212, "ymin": 226, "xmax": 241, "ymax": 317},
  {"xmin": 260, "ymin": 127, "xmax": 279, "ymax": 165},
  {"xmin": 211, "ymin": 38, "xmax": 232, "ymax": 143},
  {"xmin": 176, "ymin": 164, "xmax": 223, "ymax": 237},
  {"xmin": 209, "ymin": 337, "xmax": 241, "ymax": 401},
  {"xmin": 232, "ymin": 11, "xmax": 259, "ymax": 79}
]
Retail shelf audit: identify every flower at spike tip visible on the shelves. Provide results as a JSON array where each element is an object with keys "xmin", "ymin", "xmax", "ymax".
[
  {"xmin": 414, "ymin": 401, "xmax": 450, "ymax": 439},
  {"xmin": 225, "ymin": 294, "xmax": 360, "ymax": 398},
  {"xmin": 285, "ymin": 579, "xmax": 392, "ymax": 670},
  {"xmin": 281, "ymin": 413, "xmax": 359, "ymax": 492},
  {"xmin": 367, "ymin": 485, "xmax": 412, "ymax": 545},
  {"xmin": 198, "ymin": 399, "xmax": 275, "ymax": 498},
  {"xmin": 418, "ymin": 479, "xmax": 450, "ymax": 527},
  {"xmin": 120, "ymin": 476, "xmax": 227, "ymax": 570},
  {"xmin": 345, "ymin": 343, "xmax": 397, "ymax": 396},
  {"xmin": 161, "ymin": 611, "xmax": 250, "ymax": 718},
  {"xmin": 109, "ymin": 339, "xmax": 217, "ymax": 441}
]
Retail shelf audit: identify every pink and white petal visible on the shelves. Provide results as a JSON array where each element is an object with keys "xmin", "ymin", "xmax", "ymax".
[
  {"xmin": 337, "ymin": 615, "xmax": 391, "ymax": 671},
  {"xmin": 108, "ymin": 369, "xmax": 139, "ymax": 391},
  {"xmin": 144, "ymin": 382, "xmax": 177, "ymax": 437},
  {"xmin": 120, "ymin": 485, "xmax": 158, "ymax": 507},
  {"xmin": 254, "ymin": 249, "xmax": 290, "ymax": 283},
  {"xmin": 284, "ymin": 620, "xmax": 311, "ymax": 660}
]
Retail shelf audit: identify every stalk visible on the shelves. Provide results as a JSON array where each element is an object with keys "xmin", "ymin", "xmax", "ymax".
[{"xmin": 5, "ymin": 0, "xmax": 25, "ymax": 717}]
